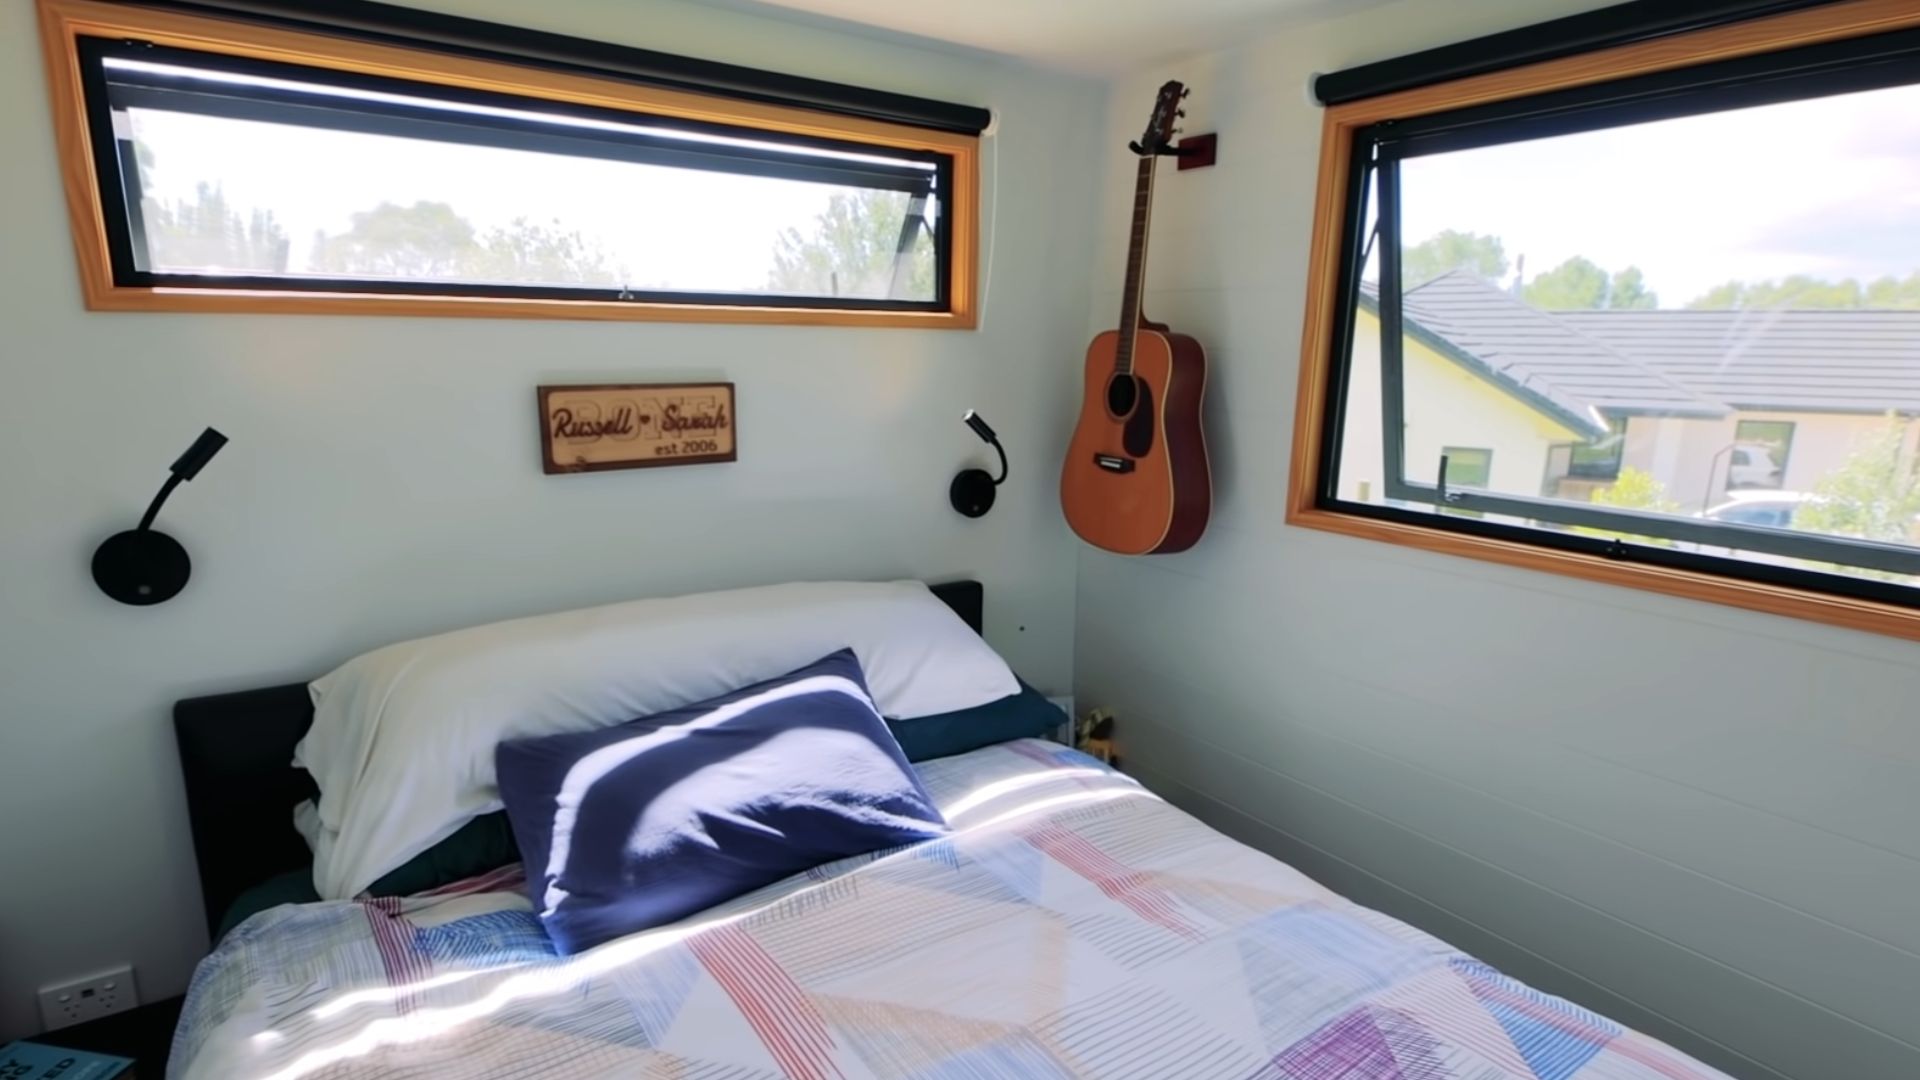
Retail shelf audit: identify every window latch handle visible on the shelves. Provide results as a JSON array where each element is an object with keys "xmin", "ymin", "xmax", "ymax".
[{"xmin": 1436, "ymin": 453, "xmax": 1463, "ymax": 506}]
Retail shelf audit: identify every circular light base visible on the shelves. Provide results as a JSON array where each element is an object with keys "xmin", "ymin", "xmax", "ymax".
[
  {"xmin": 92, "ymin": 530, "xmax": 190, "ymax": 606},
  {"xmin": 950, "ymin": 469, "xmax": 997, "ymax": 518}
]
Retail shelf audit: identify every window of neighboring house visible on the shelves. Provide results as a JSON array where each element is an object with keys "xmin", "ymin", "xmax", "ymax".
[
  {"xmin": 1565, "ymin": 417, "xmax": 1627, "ymax": 480},
  {"xmin": 38, "ymin": 1, "xmax": 977, "ymax": 326},
  {"xmin": 1442, "ymin": 447, "xmax": 1493, "ymax": 489},
  {"xmin": 1727, "ymin": 421, "xmax": 1796, "ymax": 490},
  {"xmin": 1292, "ymin": 3, "xmax": 1920, "ymax": 640}
]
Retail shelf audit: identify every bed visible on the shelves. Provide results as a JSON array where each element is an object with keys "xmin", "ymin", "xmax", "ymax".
[{"xmin": 169, "ymin": 580, "xmax": 1727, "ymax": 1079}]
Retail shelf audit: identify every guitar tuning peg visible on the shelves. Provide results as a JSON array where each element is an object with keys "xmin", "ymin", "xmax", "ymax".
[
  {"xmin": 1177, "ymin": 109, "xmax": 1187, "ymax": 117},
  {"xmin": 1181, "ymin": 88, "xmax": 1191, "ymax": 98}
]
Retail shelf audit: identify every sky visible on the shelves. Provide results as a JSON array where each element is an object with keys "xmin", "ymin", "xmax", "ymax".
[
  {"xmin": 1399, "ymin": 80, "xmax": 1920, "ymax": 307},
  {"xmin": 117, "ymin": 59, "xmax": 933, "ymax": 295}
]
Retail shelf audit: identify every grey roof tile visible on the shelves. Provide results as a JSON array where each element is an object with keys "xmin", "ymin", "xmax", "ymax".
[
  {"xmin": 1371, "ymin": 271, "xmax": 1920, "ymax": 421},
  {"xmin": 1359, "ymin": 280, "xmax": 1608, "ymax": 438},
  {"xmin": 1558, "ymin": 308, "xmax": 1920, "ymax": 413},
  {"xmin": 1400, "ymin": 272, "xmax": 1729, "ymax": 420}
]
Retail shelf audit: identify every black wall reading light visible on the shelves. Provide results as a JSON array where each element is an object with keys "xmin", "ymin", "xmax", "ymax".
[
  {"xmin": 950, "ymin": 410, "xmax": 1007, "ymax": 518},
  {"xmin": 92, "ymin": 428, "xmax": 229, "ymax": 606}
]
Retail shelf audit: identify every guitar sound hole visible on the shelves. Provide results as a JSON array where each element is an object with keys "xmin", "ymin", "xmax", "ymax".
[{"xmin": 1106, "ymin": 374, "xmax": 1139, "ymax": 417}]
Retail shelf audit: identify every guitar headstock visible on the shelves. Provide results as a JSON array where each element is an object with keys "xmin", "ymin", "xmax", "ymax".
[{"xmin": 1130, "ymin": 80, "xmax": 1188, "ymax": 156}]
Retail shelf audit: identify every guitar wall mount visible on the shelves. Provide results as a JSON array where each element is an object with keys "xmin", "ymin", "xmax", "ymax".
[{"xmin": 1175, "ymin": 133, "xmax": 1218, "ymax": 170}]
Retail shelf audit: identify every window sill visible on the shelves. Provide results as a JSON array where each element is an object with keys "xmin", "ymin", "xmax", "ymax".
[
  {"xmin": 1284, "ymin": 502, "xmax": 1920, "ymax": 644},
  {"xmin": 74, "ymin": 285, "xmax": 976, "ymax": 328}
]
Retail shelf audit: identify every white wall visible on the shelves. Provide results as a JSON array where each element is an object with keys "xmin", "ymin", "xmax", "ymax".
[
  {"xmin": 1077, "ymin": 3, "xmax": 1920, "ymax": 1079},
  {"xmin": 0, "ymin": 0, "xmax": 1101, "ymax": 1039}
]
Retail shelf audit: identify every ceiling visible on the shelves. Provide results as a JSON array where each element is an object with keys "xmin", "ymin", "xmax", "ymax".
[{"xmin": 729, "ymin": 0, "xmax": 1375, "ymax": 71}]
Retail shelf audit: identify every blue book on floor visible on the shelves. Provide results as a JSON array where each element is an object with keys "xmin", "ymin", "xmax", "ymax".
[{"xmin": 0, "ymin": 1041, "xmax": 134, "ymax": 1080}]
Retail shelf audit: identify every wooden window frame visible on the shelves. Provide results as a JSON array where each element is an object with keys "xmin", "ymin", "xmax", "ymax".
[
  {"xmin": 35, "ymin": 0, "xmax": 979, "ymax": 329},
  {"xmin": 1288, "ymin": 0, "xmax": 1920, "ymax": 642}
]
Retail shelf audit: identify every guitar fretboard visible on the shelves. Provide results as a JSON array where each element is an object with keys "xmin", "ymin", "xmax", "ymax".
[{"xmin": 1114, "ymin": 153, "xmax": 1159, "ymax": 377}]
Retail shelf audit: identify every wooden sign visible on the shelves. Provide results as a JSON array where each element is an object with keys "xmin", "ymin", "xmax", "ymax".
[{"xmin": 538, "ymin": 382, "xmax": 736, "ymax": 474}]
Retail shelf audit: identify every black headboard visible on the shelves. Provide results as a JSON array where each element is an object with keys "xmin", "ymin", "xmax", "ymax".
[{"xmin": 172, "ymin": 579, "xmax": 984, "ymax": 935}]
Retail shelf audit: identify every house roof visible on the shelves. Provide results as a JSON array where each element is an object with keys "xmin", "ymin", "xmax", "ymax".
[
  {"xmin": 1371, "ymin": 270, "xmax": 1920, "ymax": 426},
  {"xmin": 1359, "ymin": 282, "xmax": 1608, "ymax": 440},
  {"xmin": 1401, "ymin": 273, "xmax": 1727, "ymax": 421},
  {"xmin": 1558, "ymin": 308, "xmax": 1920, "ymax": 414}
]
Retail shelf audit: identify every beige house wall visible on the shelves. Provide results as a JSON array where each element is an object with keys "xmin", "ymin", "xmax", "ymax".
[{"xmin": 1620, "ymin": 412, "xmax": 1920, "ymax": 511}]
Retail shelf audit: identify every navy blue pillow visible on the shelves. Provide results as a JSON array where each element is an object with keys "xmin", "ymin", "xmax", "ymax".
[
  {"xmin": 886, "ymin": 679, "xmax": 1065, "ymax": 762},
  {"xmin": 496, "ymin": 649, "xmax": 949, "ymax": 955}
]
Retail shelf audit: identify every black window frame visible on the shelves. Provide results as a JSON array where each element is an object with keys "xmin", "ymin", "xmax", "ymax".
[
  {"xmin": 1317, "ymin": 24, "xmax": 1920, "ymax": 608},
  {"xmin": 74, "ymin": 36, "xmax": 956, "ymax": 313}
]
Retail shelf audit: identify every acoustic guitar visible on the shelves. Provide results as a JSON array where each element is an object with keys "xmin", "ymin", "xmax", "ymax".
[{"xmin": 1062, "ymin": 81, "xmax": 1212, "ymax": 556}]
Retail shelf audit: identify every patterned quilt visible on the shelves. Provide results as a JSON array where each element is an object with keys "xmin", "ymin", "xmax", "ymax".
[{"xmin": 173, "ymin": 740, "xmax": 1729, "ymax": 1079}]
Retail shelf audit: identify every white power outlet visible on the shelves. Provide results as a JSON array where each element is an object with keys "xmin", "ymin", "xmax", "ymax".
[{"xmin": 38, "ymin": 965, "xmax": 137, "ymax": 1031}]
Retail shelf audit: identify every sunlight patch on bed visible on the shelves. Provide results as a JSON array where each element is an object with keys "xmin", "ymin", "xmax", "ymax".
[
  {"xmin": 309, "ymin": 967, "xmax": 504, "ymax": 1020},
  {"xmin": 258, "ymin": 916, "xmax": 714, "ymax": 1080},
  {"xmin": 941, "ymin": 766, "xmax": 1119, "ymax": 820},
  {"xmin": 962, "ymin": 786, "xmax": 1162, "ymax": 833}
]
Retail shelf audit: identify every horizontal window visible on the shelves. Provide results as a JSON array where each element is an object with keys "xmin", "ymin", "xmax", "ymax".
[
  {"xmin": 40, "ymin": 0, "xmax": 977, "ymax": 326},
  {"xmin": 1295, "ymin": 3, "xmax": 1920, "ymax": 640}
]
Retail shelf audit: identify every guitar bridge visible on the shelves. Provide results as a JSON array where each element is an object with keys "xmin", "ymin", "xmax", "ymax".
[{"xmin": 1093, "ymin": 454, "xmax": 1135, "ymax": 474}]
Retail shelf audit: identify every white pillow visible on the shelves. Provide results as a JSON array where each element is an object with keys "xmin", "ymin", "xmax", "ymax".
[{"xmin": 295, "ymin": 580, "xmax": 1017, "ymax": 900}]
